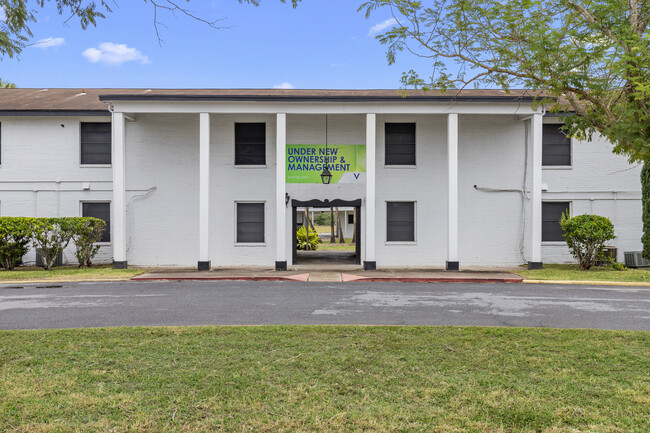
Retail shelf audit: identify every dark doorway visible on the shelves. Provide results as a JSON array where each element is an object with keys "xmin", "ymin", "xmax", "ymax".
[{"xmin": 292, "ymin": 199, "xmax": 361, "ymax": 266}]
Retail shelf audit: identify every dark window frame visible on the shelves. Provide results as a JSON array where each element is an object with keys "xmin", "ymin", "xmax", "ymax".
[
  {"xmin": 81, "ymin": 201, "xmax": 111, "ymax": 243},
  {"xmin": 234, "ymin": 122, "xmax": 266, "ymax": 166},
  {"xmin": 236, "ymin": 202, "xmax": 265, "ymax": 244},
  {"xmin": 386, "ymin": 201, "xmax": 416, "ymax": 242},
  {"xmin": 347, "ymin": 213, "xmax": 354, "ymax": 225},
  {"xmin": 542, "ymin": 123, "xmax": 572, "ymax": 167},
  {"xmin": 80, "ymin": 122, "xmax": 112, "ymax": 165},
  {"xmin": 542, "ymin": 201, "xmax": 571, "ymax": 242},
  {"xmin": 385, "ymin": 122, "xmax": 416, "ymax": 166}
]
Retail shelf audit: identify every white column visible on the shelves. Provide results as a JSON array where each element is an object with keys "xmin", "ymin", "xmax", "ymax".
[
  {"xmin": 275, "ymin": 113, "xmax": 287, "ymax": 270},
  {"xmin": 364, "ymin": 113, "xmax": 376, "ymax": 270},
  {"xmin": 198, "ymin": 112, "xmax": 211, "ymax": 270},
  {"xmin": 112, "ymin": 111, "xmax": 127, "ymax": 268},
  {"xmin": 447, "ymin": 113, "xmax": 459, "ymax": 271},
  {"xmin": 530, "ymin": 112, "xmax": 543, "ymax": 268}
]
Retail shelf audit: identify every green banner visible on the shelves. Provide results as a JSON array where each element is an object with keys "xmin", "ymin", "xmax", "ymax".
[{"xmin": 286, "ymin": 144, "xmax": 366, "ymax": 184}]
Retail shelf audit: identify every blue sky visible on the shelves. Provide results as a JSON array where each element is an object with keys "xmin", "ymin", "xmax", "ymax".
[{"xmin": 1, "ymin": 0, "xmax": 435, "ymax": 89}]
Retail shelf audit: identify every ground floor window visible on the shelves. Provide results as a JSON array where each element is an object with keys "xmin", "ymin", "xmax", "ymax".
[
  {"xmin": 386, "ymin": 201, "xmax": 415, "ymax": 242},
  {"xmin": 81, "ymin": 202, "xmax": 111, "ymax": 242},
  {"xmin": 236, "ymin": 202, "xmax": 265, "ymax": 243},
  {"xmin": 542, "ymin": 201, "xmax": 570, "ymax": 242}
]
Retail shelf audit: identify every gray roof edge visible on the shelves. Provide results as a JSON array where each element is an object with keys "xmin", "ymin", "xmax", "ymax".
[
  {"xmin": 0, "ymin": 110, "xmax": 110, "ymax": 116},
  {"xmin": 99, "ymin": 94, "xmax": 542, "ymax": 103}
]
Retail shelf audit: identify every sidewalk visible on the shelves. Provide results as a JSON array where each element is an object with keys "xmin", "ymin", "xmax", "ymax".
[{"xmin": 132, "ymin": 267, "xmax": 523, "ymax": 283}]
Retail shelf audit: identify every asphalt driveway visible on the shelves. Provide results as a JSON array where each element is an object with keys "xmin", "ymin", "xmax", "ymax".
[{"xmin": 1, "ymin": 280, "xmax": 649, "ymax": 331}]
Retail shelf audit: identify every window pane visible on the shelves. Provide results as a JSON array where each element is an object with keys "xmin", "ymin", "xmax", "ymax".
[
  {"xmin": 542, "ymin": 202, "xmax": 570, "ymax": 242},
  {"xmin": 235, "ymin": 123, "xmax": 266, "ymax": 165},
  {"xmin": 385, "ymin": 123, "xmax": 415, "ymax": 165},
  {"xmin": 387, "ymin": 201, "xmax": 415, "ymax": 241},
  {"xmin": 542, "ymin": 124, "xmax": 570, "ymax": 166},
  {"xmin": 237, "ymin": 203, "xmax": 264, "ymax": 243},
  {"xmin": 82, "ymin": 202, "xmax": 111, "ymax": 242},
  {"xmin": 81, "ymin": 123, "xmax": 111, "ymax": 165}
]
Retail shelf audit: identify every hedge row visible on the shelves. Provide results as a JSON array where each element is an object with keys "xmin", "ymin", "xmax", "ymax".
[{"xmin": 0, "ymin": 217, "xmax": 106, "ymax": 270}]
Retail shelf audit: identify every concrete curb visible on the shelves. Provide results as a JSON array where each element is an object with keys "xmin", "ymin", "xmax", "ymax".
[
  {"xmin": 132, "ymin": 273, "xmax": 310, "ymax": 283},
  {"xmin": 0, "ymin": 277, "xmax": 134, "ymax": 285},
  {"xmin": 522, "ymin": 279, "xmax": 650, "ymax": 287}
]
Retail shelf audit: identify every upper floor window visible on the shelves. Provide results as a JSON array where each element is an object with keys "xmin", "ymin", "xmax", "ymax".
[
  {"xmin": 235, "ymin": 123, "xmax": 266, "ymax": 165},
  {"xmin": 542, "ymin": 124, "xmax": 571, "ymax": 166},
  {"xmin": 385, "ymin": 123, "xmax": 416, "ymax": 166},
  {"xmin": 81, "ymin": 122, "xmax": 111, "ymax": 165}
]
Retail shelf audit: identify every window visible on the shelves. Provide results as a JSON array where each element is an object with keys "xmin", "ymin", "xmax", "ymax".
[
  {"xmin": 385, "ymin": 123, "xmax": 416, "ymax": 165},
  {"xmin": 82, "ymin": 202, "xmax": 111, "ymax": 243},
  {"xmin": 81, "ymin": 122, "xmax": 111, "ymax": 165},
  {"xmin": 235, "ymin": 123, "xmax": 266, "ymax": 165},
  {"xmin": 542, "ymin": 202, "xmax": 570, "ymax": 242},
  {"xmin": 387, "ymin": 201, "xmax": 415, "ymax": 242},
  {"xmin": 237, "ymin": 202, "xmax": 265, "ymax": 243},
  {"xmin": 347, "ymin": 213, "xmax": 354, "ymax": 225},
  {"xmin": 0, "ymin": 122, "xmax": 2, "ymax": 165},
  {"xmin": 542, "ymin": 124, "xmax": 571, "ymax": 166}
]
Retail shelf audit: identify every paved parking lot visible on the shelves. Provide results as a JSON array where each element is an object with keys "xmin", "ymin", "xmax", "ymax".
[{"xmin": 1, "ymin": 280, "xmax": 649, "ymax": 330}]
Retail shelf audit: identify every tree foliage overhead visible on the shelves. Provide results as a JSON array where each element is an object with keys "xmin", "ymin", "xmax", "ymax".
[
  {"xmin": 0, "ymin": 0, "xmax": 300, "ymax": 57},
  {"xmin": 361, "ymin": 0, "xmax": 649, "ymax": 161}
]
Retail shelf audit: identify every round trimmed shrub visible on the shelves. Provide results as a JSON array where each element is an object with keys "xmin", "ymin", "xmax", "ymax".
[{"xmin": 560, "ymin": 213, "xmax": 615, "ymax": 270}]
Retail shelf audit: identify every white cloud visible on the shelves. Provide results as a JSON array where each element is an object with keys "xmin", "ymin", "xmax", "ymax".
[
  {"xmin": 82, "ymin": 42, "xmax": 151, "ymax": 66},
  {"xmin": 34, "ymin": 37, "xmax": 65, "ymax": 49},
  {"xmin": 273, "ymin": 82, "xmax": 295, "ymax": 89},
  {"xmin": 330, "ymin": 62, "xmax": 348, "ymax": 68},
  {"xmin": 368, "ymin": 18, "xmax": 397, "ymax": 36}
]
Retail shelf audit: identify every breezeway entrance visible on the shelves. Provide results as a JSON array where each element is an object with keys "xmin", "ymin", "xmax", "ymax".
[{"xmin": 292, "ymin": 199, "xmax": 361, "ymax": 266}]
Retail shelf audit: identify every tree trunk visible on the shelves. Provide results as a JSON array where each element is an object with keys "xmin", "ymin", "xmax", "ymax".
[
  {"xmin": 336, "ymin": 207, "xmax": 345, "ymax": 243},
  {"xmin": 642, "ymin": 163, "xmax": 650, "ymax": 259},
  {"xmin": 330, "ymin": 207, "xmax": 336, "ymax": 243}
]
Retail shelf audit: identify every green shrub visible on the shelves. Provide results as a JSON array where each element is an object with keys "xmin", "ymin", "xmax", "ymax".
[
  {"xmin": 296, "ymin": 226, "xmax": 321, "ymax": 251},
  {"xmin": 560, "ymin": 213, "xmax": 616, "ymax": 270},
  {"xmin": 0, "ymin": 217, "xmax": 35, "ymax": 270},
  {"xmin": 71, "ymin": 217, "xmax": 106, "ymax": 268},
  {"xmin": 32, "ymin": 217, "xmax": 77, "ymax": 270},
  {"xmin": 314, "ymin": 212, "xmax": 332, "ymax": 226}
]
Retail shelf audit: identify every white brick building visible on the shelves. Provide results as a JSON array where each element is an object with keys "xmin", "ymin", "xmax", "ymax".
[{"xmin": 0, "ymin": 88, "xmax": 642, "ymax": 270}]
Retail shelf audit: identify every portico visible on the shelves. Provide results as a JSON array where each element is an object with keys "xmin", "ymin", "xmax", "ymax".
[{"xmin": 103, "ymin": 89, "xmax": 543, "ymax": 271}]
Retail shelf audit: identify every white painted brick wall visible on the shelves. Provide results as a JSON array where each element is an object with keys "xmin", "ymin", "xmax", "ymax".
[
  {"xmin": 0, "ymin": 116, "xmax": 113, "ymax": 265},
  {"xmin": 1, "ymin": 112, "xmax": 642, "ymax": 268}
]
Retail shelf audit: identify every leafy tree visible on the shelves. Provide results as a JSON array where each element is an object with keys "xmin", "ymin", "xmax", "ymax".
[
  {"xmin": 0, "ymin": 78, "xmax": 15, "ymax": 88},
  {"xmin": 0, "ymin": 217, "xmax": 35, "ymax": 270},
  {"xmin": 71, "ymin": 217, "xmax": 106, "ymax": 268},
  {"xmin": 0, "ymin": 0, "xmax": 300, "ymax": 58},
  {"xmin": 32, "ymin": 217, "xmax": 76, "ymax": 270},
  {"xmin": 362, "ymin": 0, "xmax": 650, "ymax": 254},
  {"xmin": 560, "ymin": 213, "xmax": 615, "ymax": 270}
]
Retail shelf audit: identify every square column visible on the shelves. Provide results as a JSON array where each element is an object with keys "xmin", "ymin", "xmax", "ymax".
[
  {"xmin": 275, "ymin": 113, "xmax": 287, "ymax": 271},
  {"xmin": 529, "ymin": 112, "xmax": 543, "ymax": 269},
  {"xmin": 198, "ymin": 113, "xmax": 211, "ymax": 271},
  {"xmin": 112, "ymin": 112, "xmax": 127, "ymax": 269},
  {"xmin": 364, "ymin": 113, "xmax": 377, "ymax": 271},
  {"xmin": 446, "ymin": 113, "xmax": 459, "ymax": 271}
]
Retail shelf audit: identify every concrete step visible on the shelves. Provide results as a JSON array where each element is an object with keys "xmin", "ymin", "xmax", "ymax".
[{"xmin": 307, "ymin": 272, "xmax": 343, "ymax": 282}]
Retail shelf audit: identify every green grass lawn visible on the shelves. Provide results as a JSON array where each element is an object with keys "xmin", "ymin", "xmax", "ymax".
[
  {"xmin": 0, "ymin": 265, "xmax": 146, "ymax": 282},
  {"xmin": 517, "ymin": 263, "xmax": 650, "ymax": 283},
  {"xmin": 1, "ymin": 326, "xmax": 648, "ymax": 432}
]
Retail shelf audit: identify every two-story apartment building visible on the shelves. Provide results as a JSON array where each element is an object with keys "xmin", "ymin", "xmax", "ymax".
[{"xmin": 0, "ymin": 88, "xmax": 642, "ymax": 270}]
